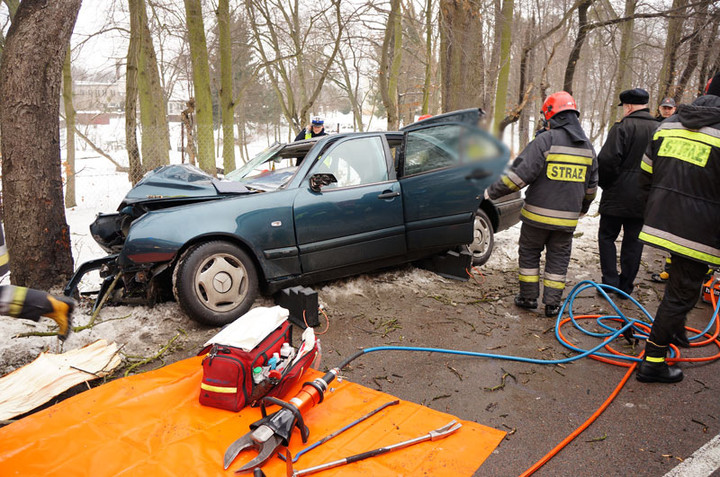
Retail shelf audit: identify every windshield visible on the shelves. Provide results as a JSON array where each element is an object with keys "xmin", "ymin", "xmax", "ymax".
[
  {"xmin": 224, "ymin": 141, "xmax": 315, "ymax": 191},
  {"xmin": 225, "ymin": 144, "xmax": 284, "ymax": 181}
]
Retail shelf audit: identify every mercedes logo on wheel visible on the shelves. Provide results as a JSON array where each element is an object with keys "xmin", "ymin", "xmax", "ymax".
[{"xmin": 213, "ymin": 272, "xmax": 232, "ymax": 293}]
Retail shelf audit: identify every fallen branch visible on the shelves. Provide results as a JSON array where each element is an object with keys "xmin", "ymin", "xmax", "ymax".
[
  {"xmin": 61, "ymin": 113, "xmax": 128, "ymax": 172},
  {"xmin": 123, "ymin": 332, "xmax": 184, "ymax": 377},
  {"xmin": 74, "ymin": 273, "xmax": 122, "ymax": 333}
]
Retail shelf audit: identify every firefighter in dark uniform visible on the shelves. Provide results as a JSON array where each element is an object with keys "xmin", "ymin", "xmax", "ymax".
[
  {"xmin": 0, "ymin": 215, "xmax": 75, "ymax": 340},
  {"xmin": 597, "ymin": 88, "xmax": 658, "ymax": 297},
  {"xmin": 485, "ymin": 91, "xmax": 598, "ymax": 317},
  {"xmin": 636, "ymin": 72, "xmax": 720, "ymax": 383},
  {"xmin": 294, "ymin": 116, "xmax": 328, "ymax": 142}
]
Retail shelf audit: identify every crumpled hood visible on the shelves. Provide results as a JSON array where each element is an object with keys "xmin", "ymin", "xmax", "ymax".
[
  {"xmin": 122, "ymin": 164, "xmax": 249, "ymax": 206},
  {"xmin": 677, "ymin": 95, "xmax": 720, "ymax": 130}
]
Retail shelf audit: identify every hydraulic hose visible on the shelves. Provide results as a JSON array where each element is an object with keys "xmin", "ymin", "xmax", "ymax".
[{"xmin": 330, "ymin": 279, "xmax": 720, "ymax": 476}]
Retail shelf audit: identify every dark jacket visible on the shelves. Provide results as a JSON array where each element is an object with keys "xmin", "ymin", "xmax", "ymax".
[
  {"xmin": 486, "ymin": 111, "xmax": 598, "ymax": 232},
  {"xmin": 294, "ymin": 127, "xmax": 327, "ymax": 142},
  {"xmin": 598, "ymin": 108, "xmax": 658, "ymax": 218},
  {"xmin": 639, "ymin": 94, "xmax": 720, "ymax": 266}
]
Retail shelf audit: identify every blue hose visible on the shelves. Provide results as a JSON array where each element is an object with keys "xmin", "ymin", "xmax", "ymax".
[{"xmin": 356, "ymin": 280, "xmax": 720, "ymax": 366}]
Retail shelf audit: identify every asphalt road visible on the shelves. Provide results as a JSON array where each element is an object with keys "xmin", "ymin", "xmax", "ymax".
[{"xmin": 315, "ymin": 247, "xmax": 720, "ymax": 477}]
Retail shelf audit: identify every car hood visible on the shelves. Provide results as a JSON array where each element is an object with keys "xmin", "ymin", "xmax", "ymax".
[{"xmin": 122, "ymin": 164, "xmax": 251, "ymax": 207}]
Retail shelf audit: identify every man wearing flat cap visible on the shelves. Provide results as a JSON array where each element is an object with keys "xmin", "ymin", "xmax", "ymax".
[
  {"xmin": 597, "ymin": 88, "xmax": 658, "ymax": 298},
  {"xmin": 657, "ymin": 97, "xmax": 676, "ymax": 120}
]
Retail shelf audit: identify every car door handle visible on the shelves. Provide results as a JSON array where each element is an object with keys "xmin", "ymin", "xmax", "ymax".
[
  {"xmin": 378, "ymin": 191, "xmax": 401, "ymax": 199},
  {"xmin": 465, "ymin": 168, "xmax": 492, "ymax": 180}
]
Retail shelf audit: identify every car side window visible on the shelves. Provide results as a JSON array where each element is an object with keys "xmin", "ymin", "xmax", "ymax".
[
  {"xmin": 403, "ymin": 125, "xmax": 502, "ymax": 176},
  {"xmin": 404, "ymin": 125, "xmax": 461, "ymax": 175},
  {"xmin": 314, "ymin": 136, "xmax": 388, "ymax": 189}
]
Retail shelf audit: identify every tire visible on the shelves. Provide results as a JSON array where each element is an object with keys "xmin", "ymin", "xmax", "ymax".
[
  {"xmin": 172, "ymin": 241, "xmax": 259, "ymax": 326},
  {"xmin": 467, "ymin": 208, "xmax": 495, "ymax": 266}
]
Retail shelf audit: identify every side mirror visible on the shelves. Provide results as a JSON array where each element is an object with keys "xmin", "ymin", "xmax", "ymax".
[{"xmin": 309, "ymin": 173, "xmax": 337, "ymax": 192}]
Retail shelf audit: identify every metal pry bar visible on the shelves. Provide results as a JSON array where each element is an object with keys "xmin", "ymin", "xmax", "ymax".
[{"xmin": 292, "ymin": 420, "xmax": 462, "ymax": 476}]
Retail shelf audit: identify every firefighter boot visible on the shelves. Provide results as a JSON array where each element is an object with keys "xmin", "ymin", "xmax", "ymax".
[
  {"xmin": 9, "ymin": 286, "xmax": 75, "ymax": 340},
  {"xmin": 514, "ymin": 295, "xmax": 537, "ymax": 310},
  {"xmin": 45, "ymin": 295, "xmax": 75, "ymax": 340},
  {"xmin": 545, "ymin": 304, "xmax": 561, "ymax": 318},
  {"xmin": 636, "ymin": 341, "xmax": 683, "ymax": 383}
]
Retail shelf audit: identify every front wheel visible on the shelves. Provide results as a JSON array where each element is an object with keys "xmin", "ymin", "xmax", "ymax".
[
  {"xmin": 172, "ymin": 241, "xmax": 259, "ymax": 326},
  {"xmin": 467, "ymin": 208, "xmax": 495, "ymax": 266}
]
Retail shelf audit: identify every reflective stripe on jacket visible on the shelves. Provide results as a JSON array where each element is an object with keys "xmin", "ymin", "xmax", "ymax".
[
  {"xmin": 486, "ymin": 128, "xmax": 597, "ymax": 232},
  {"xmin": 639, "ymin": 95, "xmax": 720, "ymax": 266}
]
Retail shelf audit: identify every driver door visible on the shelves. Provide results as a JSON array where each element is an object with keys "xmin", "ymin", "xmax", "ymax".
[
  {"xmin": 399, "ymin": 122, "xmax": 508, "ymax": 252},
  {"xmin": 293, "ymin": 135, "xmax": 406, "ymax": 273}
]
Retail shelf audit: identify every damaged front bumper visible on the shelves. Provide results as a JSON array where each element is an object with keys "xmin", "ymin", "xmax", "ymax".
[{"xmin": 63, "ymin": 254, "xmax": 119, "ymax": 298}]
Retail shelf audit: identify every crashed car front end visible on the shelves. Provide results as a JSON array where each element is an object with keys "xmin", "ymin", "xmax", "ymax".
[
  {"xmin": 65, "ymin": 142, "xmax": 307, "ymax": 310},
  {"xmin": 64, "ymin": 163, "xmax": 254, "ymax": 306}
]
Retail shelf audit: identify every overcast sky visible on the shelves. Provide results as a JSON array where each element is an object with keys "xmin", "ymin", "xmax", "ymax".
[{"xmin": 73, "ymin": 0, "xmax": 129, "ymax": 73}]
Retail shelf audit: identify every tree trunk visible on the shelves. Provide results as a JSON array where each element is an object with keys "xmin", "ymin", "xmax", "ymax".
[
  {"xmin": 181, "ymin": 98, "xmax": 197, "ymax": 166},
  {"xmin": 563, "ymin": 0, "xmax": 594, "ymax": 95},
  {"xmin": 217, "ymin": 0, "xmax": 236, "ymax": 174},
  {"xmin": 657, "ymin": 0, "xmax": 687, "ymax": 100},
  {"xmin": 673, "ymin": 2, "xmax": 708, "ymax": 102},
  {"xmin": 696, "ymin": 15, "xmax": 719, "ymax": 97},
  {"xmin": 492, "ymin": 0, "xmax": 513, "ymax": 136},
  {"xmin": 0, "ymin": 0, "xmax": 80, "ymax": 288},
  {"xmin": 379, "ymin": 0, "xmax": 402, "ymax": 130},
  {"xmin": 609, "ymin": 0, "xmax": 636, "ymax": 126},
  {"xmin": 421, "ymin": 0, "xmax": 432, "ymax": 115},
  {"xmin": 518, "ymin": 15, "xmax": 535, "ymax": 149},
  {"xmin": 137, "ymin": 0, "xmax": 169, "ymax": 174},
  {"xmin": 62, "ymin": 46, "xmax": 76, "ymax": 209},
  {"xmin": 184, "ymin": 0, "xmax": 216, "ymax": 176},
  {"xmin": 440, "ymin": 0, "xmax": 484, "ymax": 112},
  {"xmin": 127, "ymin": 0, "xmax": 143, "ymax": 185}
]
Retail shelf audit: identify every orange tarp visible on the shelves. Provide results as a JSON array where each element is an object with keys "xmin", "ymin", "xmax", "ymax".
[{"xmin": 0, "ymin": 356, "xmax": 504, "ymax": 476}]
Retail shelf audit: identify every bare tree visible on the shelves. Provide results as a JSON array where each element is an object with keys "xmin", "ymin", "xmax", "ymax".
[
  {"xmin": 327, "ymin": 3, "xmax": 375, "ymax": 132},
  {"xmin": 657, "ymin": 0, "xmax": 688, "ymax": 100},
  {"xmin": 379, "ymin": 0, "xmax": 402, "ymax": 130},
  {"xmin": 609, "ymin": 0, "xmax": 636, "ymax": 126},
  {"xmin": 563, "ymin": 0, "xmax": 594, "ymax": 95},
  {"xmin": 492, "ymin": 0, "xmax": 513, "ymax": 136},
  {"xmin": 0, "ymin": 0, "xmax": 18, "ymax": 55},
  {"xmin": 185, "ymin": 0, "xmax": 215, "ymax": 175},
  {"xmin": 244, "ymin": 0, "xmax": 343, "ymax": 135},
  {"xmin": 673, "ymin": 1, "xmax": 710, "ymax": 102},
  {"xmin": 127, "ymin": 0, "xmax": 143, "ymax": 184},
  {"xmin": 137, "ymin": 0, "xmax": 170, "ymax": 172},
  {"xmin": 421, "ymin": 0, "xmax": 433, "ymax": 115},
  {"xmin": 439, "ymin": 0, "xmax": 485, "ymax": 112},
  {"xmin": 217, "ymin": 0, "xmax": 235, "ymax": 173},
  {"xmin": 62, "ymin": 47, "xmax": 77, "ymax": 208},
  {"xmin": 0, "ymin": 0, "xmax": 81, "ymax": 288}
]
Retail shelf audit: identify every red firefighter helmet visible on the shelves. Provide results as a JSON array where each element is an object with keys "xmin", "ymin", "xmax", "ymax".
[{"xmin": 541, "ymin": 91, "xmax": 579, "ymax": 121}]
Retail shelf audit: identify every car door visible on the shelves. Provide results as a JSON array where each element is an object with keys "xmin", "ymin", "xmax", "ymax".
[
  {"xmin": 293, "ymin": 135, "xmax": 406, "ymax": 273},
  {"xmin": 399, "ymin": 121, "xmax": 509, "ymax": 252}
]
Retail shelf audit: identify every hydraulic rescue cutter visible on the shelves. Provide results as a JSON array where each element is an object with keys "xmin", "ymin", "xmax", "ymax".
[{"xmin": 224, "ymin": 368, "xmax": 340, "ymax": 473}]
